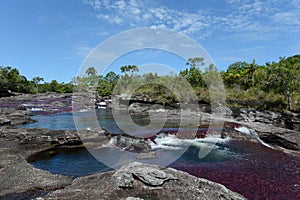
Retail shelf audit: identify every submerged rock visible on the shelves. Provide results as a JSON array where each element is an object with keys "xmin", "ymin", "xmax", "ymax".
[{"xmin": 39, "ymin": 162, "xmax": 246, "ymax": 200}]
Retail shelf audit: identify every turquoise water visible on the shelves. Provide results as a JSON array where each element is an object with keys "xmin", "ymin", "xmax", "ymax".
[
  {"xmin": 18, "ymin": 109, "xmax": 151, "ymax": 132},
  {"xmin": 17, "ymin": 112, "xmax": 76, "ymax": 130},
  {"xmin": 30, "ymin": 142, "xmax": 240, "ymax": 177},
  {"xmin": 30, "ymin": 148, "xmax": 112, "ymax": 177}
]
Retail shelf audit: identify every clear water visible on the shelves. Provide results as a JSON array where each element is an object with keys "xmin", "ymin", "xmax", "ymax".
[
  {"xmin": 30, "ymin": 148, "xmax": 112, "ymax": 177},
  {"xmin": 30, "ymin": 142, "xmax": 240, "ymax": 177},
  {"xmin": 17, "ymin": 109, "xmax": 152, "ymax": 132},
  {"xmin": 19, "ymin": 109, "xmax": 300, "ymax": 199},
  {"xmin": 16, "ymin": 112, "xmax": 76, "ymax": 130}
]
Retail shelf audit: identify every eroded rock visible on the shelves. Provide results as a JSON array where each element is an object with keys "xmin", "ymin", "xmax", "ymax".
[{"xmin": 39, "ymin": 162, "xmax": 246, "ymax": 200}]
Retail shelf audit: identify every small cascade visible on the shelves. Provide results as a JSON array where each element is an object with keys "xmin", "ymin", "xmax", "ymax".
[{"xmin": 234, "ymin": 126, "xmax": 274, "ymax": 149}]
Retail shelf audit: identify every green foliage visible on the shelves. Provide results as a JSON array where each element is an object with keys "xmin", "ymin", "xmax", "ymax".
[
  {"xmin": 222, "ymin": 55, "xmax": 300, "ymax": 111},
  {"xmin": 179, "ymin": 67, "xmax": 203, "ymax": 88},
  {"xmin": 1, "ymin": 54, "xmax": 299, "ymax": 111},
  {"xmin": 0, "ymin": 66, "xmax": 73, "ymax": 94},
  {"xmin": 120, "ymin": 65, "xmax": 139, "ymax": 76},
  {"xmin": 0, "ymin": 66, "xmax": 32, "ymax": 93}
]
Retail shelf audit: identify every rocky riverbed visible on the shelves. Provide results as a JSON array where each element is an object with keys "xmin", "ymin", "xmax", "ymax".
[
  {"xmin": 0, "ymin": 126, "xmax": 246, "ymax": 199},
  {"xmin": 0, "ymin": 93, "xmax": 299, "ymax": 199}
]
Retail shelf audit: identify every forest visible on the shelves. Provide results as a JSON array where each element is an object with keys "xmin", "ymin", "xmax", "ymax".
[{"xmin": 1, "ymin": 54, "xmax": 299, "ymax": 111}]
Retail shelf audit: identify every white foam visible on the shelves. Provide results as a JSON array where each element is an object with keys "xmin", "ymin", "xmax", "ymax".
[
  {"xmin": 147, "ymin": 133, "xmax": 229, "ymax": 151},
  {"xmin": 29, "ymin": 107, "xmax": 44, "ymax": 111},
  {"xmin": 235, "ymin": 126, "xmax": 274, "ymax": 149},
  {"xmin": 77, "ymin": 108, "xmax": 89, "ymax": 112},
  {"xmin": 234, "ymin": 126, "xmax": 252, "ymax": 135}
]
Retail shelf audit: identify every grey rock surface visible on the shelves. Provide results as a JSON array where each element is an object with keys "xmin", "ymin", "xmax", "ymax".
[
  {"xmin": 0, "ymin": 107, "xmax": 35, "ymax": 126},
  {"xmin": 0, "ymin": 127, "xmax": 108, "ymax": 198},
  {"xmin": 39, "ymin": 162, "xmax": 246, "ymax": 200}
]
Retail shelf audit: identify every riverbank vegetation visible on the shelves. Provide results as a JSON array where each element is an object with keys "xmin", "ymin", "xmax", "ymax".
[
  {"xmin": 1, "ymin": 54, "xmax": 299, "ymax": 111},
  {"xmin": 0, "ymin": 66, "xmax": 73, "ymax": 94}
]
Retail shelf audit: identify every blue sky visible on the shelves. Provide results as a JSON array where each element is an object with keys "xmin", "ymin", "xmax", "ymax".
[{"xmin": 0, "ymin": 0, "xmax": 299, "ymax": 82}]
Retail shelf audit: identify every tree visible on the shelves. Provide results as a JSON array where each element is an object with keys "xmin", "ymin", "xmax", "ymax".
[
  {"xmin": 129, "ymin": 65, "xmax": 139, "ymax": 76},
  {"xmin": 247, "ymin": 59, "xmax": 257, "ymax": 88},
  {"xmin": 180, "ymin": 57, "xmax": 205, "ymax": 88},
  {"xmin": 120, "ymin": 65, "xmax": 139, "ymax": 76},
  {"xmin": 180, "ymin": 67, "xmax": 203, "ymax": 88},
  {"xmin": 86, "ymin": 67, "xmax": 97, "ymax": 76},
  {"xmin": 265, "ymin": 56, "xmax": 300, "ymax": 110},
  {"xmin": 222, "ymin": 61, "xmax": 256, "ymax": 90},
  {"xmin": 97, "ymin": 71, "xmax": 120, "ymax": 97},
  {"xmin": 32, "ymin": 76, "xmax": 44, "ymax": 93},
  {"xmin": 84, "ymin": 67, "xmax": 99, "ymax": 86},
  {"xmin": 104, "ymin": 71, "xmax": 119, "ymax": 86},
  {"xmin": 186, "ymin": 57, "xmax": 204, "ymax": 68},
  {"xmin": 50, "ymin": 80, "xmax": 59, "ymax": 92},
  {"xmin": 0, "ymin": 66, "xmax": 32, "ymax": 93}
]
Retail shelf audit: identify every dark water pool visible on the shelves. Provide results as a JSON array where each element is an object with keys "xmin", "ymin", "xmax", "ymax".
[
  {"xmin": 29, "ymin": 148, "xmax": 112, "ymax": 177},
  {"xmin": 30, "ymin": 141, "xmax": 239, "ymax": 176}
]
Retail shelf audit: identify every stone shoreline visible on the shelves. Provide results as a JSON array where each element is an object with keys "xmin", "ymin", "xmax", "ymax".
[
  {"xmin": 0, "ymin": 126, "xmax": 247, "ymax": 199},
  {"xmin": 0, "ymin": 93, "xmax": 299, "ymax": 199}
]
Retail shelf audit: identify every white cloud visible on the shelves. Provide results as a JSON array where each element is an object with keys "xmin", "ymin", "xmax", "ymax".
[
  {"xmin": 74, "ymin": 43, "xmax": 94, "ymax": 58},
  {"xmin": 82, "ymin": 0, "xmax": 300, "ymax": 40},
  {"xmin": 82, "ymin": 0, "xmax": 215, "ymax": 37}
]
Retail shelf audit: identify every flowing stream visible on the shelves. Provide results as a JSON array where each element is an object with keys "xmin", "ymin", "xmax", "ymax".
[{"xmin": 17, "ymin": 109, "xmax": 300, "ymax": 199}]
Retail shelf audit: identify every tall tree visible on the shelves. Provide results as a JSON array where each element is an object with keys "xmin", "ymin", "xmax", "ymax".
[
  {"xmin": 247, "ymin": 59, "xmax": 257, "ymax": 88},
  {"xmin": 180, "ymin": 57, "xmax": 205, "ymax": 88},
  {"xmin": 265, "ymin": 56, "xmax": 300, "ymax": 110},
  {"xmin": 32, "ymin": 76, "xmax": 44, "ymax": 93},
  {"xmin": 120, "ymin": 65, "xmax": 139, "ymax": 76},
  {"xmin": 85, "ymin": 67, "xmax": 97, "ymax": 76}
]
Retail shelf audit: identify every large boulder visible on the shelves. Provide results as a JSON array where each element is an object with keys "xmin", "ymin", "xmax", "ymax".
[
  {"xmin": 230, "ymin": 107, "xmax": 300, "ymax": 131},
  {"xmin": 39, "ymin": 162, "xmax": 246, "ymax": 200}
]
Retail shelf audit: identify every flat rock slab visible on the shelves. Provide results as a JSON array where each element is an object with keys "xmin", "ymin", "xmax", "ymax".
[
  {"xmin": 0, "ymin": 137, "xmax": 73, "ymax": 197},
  {"xmin": 0, "ymin": 127, "xmax": 106, "ymax": 198},
  {"xmin": 39, "ymin": 162, "xmax": 246, "ymax": 200}
]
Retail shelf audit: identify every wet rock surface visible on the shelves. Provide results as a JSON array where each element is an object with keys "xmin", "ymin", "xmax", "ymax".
[
  {"xmin": 1, "ymin": 93, "xmax": 300, "ymax": 199},
  {"xmin": 38, "ymin": 162, "xmax": 246, "ymax": 200}
]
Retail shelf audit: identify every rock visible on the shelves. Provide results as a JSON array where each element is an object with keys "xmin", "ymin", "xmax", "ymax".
[
  {"xmin": 113, "ymin": 162, "xmax": 176, "ymax": 188},
  {"xmin": 128, "ymin": 103, "xmax": 150, "ymax": 113},
  {"xmin": 0, "ymin": 127, "xmax": 112, "ymax": 198},
  {"xmin": 0, "ymin": 89, "xmax": 15, "ymax": 97},
  {"xmin": 40, "ymin": 162, "xmax": 246, "ymax": 200},
  {"xmin": 259, "ymin": 132, "xmax": 300, "ymax": 151},
  {"xmin": 0, "ymin": 115, "xmax": 11, "ymax": 126},
  {"xmin": 125, "ymin": 197, "xmax": 144, "ymax": 200},
  {"xmin": 136, "ymin": 152, "xmax": 157, "ymax": 160},
  {"xmin": 224, "ymin": 118, "xmax": 300, "ymax": 155},
  {"xmin": 109, "ymin": 134, "xmax": 152, "ymax": 153},
  {"xmin": 0, "ymin": 107, "xmax": 35, "ymax": 126},
  {"xmin": 0, "ymin": 129, "xmax": 75, "ymax": 197},
  {"xmin": 230, "ymin": 107, "xmax": 300, "ymax": 131}
]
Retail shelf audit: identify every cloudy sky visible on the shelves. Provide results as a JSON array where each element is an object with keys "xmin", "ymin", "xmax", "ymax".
[{"xmin": 1, "ymin": 0, "xmax": 299, "ymax": 82}]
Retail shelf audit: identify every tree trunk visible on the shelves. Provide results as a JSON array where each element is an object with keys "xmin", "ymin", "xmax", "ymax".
[{"xmin": 287, "ymin": 86, "xmax": 292, "ymax": 111}]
